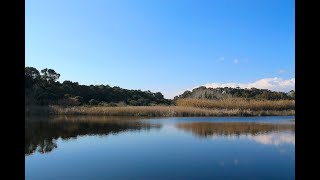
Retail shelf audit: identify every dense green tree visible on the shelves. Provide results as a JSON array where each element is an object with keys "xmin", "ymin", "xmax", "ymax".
[
  {"xmin": 41, "ymin": 68, "xmax": 60, "ymax": 83},
  {"xmin": 25, "ymin": 67, "xmax": 41, "ymax": 88},
  {"xmin": 25, "ymin": 67, "xmax": 41, "ymax": 80},
  {"xmin": 174, "ymin": 86, "xmax": 294, "ymax": 101},
  {"xmin": 288, "ymin": 90, "xmax": 295, "ymax": 99},
  {"xmin": 25, "ymin": 67, "xmax": 173, "ymax": 106}
]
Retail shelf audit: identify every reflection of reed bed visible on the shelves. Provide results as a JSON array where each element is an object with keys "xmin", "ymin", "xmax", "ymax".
[
  {"xmin": 176, "ymin": 99, "xmax": 295, "ymax": 111},
  {"xmin": 176, "ymin": 122, "xmax": 295, "ymax": 137},
  {"xmin": 25, "ymin": 116, "xmax": 161, "ymax": 155},
  {"xmin": 38, "ymin": 105, "xmax": 294, "ymax": 117},
  {"xmin": 43, "ymin": 115, "xmax": 152, "ymax": 123}
]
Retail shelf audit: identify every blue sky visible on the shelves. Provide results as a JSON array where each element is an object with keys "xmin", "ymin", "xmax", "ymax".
[{"xmin": 26, "ymin": 0, "xmax": 295, "ymax": 98}]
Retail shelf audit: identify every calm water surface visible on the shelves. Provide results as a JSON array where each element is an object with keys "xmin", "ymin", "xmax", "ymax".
[{"xmin": 26, "ymin": 116, "xmax": 295, "ymax": 180}]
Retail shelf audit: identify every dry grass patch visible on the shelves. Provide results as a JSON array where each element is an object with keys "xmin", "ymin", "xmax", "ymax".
[
  {"xmin": 46, "ymin": 105, "xmax": 294, "ymax": 117},
  {"xmin": 175, "ymin": 98, "xmax": 295, "ymax": 111}
]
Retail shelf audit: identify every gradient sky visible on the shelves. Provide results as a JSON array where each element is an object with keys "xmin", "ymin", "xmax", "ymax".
[{"xmin": 26, "ymin": 0, "xmax": 295, "ymax": 98}]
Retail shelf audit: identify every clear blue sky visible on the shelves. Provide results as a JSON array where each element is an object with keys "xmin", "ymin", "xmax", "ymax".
[{"xmin": 26, "ymin": 0, "xmax": 295, "ymax": 98}]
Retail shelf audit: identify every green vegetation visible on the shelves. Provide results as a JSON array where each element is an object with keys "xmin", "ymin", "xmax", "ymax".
[
  {"xmin": 174, "ymin": 86, "xmax": 295, "ymax": 100},
  {"xmin": 25, "ymin": 67, "xmax": 295, "ymax": 117},
  {"xmin": 25, "ymin": 67, "xmax": 172, "ymax": 106}
]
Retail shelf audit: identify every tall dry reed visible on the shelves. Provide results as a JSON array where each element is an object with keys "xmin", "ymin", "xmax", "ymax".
[
  {"xmin": 43, "ymin": 105, "xmax": 294, "ymax": 117},
  {"xmin": 175, "ymin": 98, "xmax": 295, "ymax": 111}
]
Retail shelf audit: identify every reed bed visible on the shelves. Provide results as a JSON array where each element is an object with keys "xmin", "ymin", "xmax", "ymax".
[
  {"xmin": 26, "ymin": 105, "xmax": 295, "ymax": 117},
  {"xmin": 175, "ymin": 98, "xmax": 295, "ymax": 111}
]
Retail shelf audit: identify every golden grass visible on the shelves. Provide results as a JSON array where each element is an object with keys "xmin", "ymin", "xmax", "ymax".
[
  {"xmin": 25, "ymin": 105, "xmax": 295, "ymax": 117},
  {"xmin": 175, "ymin": 98, "xmax": 295, "ymax": 111}
]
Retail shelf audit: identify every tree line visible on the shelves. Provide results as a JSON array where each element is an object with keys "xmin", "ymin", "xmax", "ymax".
[
  {"xmin": 26, "ymin": 67, "xmax": 295, "ymax": 106},
  {"xmin": 174, "ymin": 86, "xmax": 295, "ymax": 101},
  {"xmin": 25, "ymin": 67, "xmax": 173, "ymax": 106}
]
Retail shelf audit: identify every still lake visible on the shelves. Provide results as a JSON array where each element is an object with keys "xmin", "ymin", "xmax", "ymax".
[{"xmin": 26, "ymin": 116, "xmax": 295, "ymax": 180}]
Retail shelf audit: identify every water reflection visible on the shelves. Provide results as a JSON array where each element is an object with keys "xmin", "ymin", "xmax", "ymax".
[
  {"xmin": 25, "ymin": 116, "xmax": 161, "ymax": 156},
  {"xmin": 247, "ymin": 132, "xmax": 295, "ymax": 145},
  {"xmin": 176, "ymin": 122, "xmax": 295, "ymax": 145}
]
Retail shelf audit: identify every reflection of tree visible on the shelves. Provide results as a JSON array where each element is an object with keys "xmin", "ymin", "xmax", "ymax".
[
  {"xmin": 36, "ymin": 139, "xmax": 57, "ymax": 154},
  {"xmin": 176, "ymin": 122, "xmax": 295, "ymax": 138},
  {"xmin": 25, "ymin": 116, "xmax": 161, "ymax": 155}
]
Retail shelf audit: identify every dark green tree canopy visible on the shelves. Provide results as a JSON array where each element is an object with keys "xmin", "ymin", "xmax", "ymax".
[
  {"xmin": 25, "ymin": 67, "xmax": 172, "ymax": 106},
  {"xmin": 25, "ymin": 67, "xmax": 40, "ymax": 80},
  {"xmin": 41, "ymin": 68, "xmax": 60, "ymax": 83},
  {"xmin": 174, "ymin": 86, "xmax": 294, "ymax": 101}
]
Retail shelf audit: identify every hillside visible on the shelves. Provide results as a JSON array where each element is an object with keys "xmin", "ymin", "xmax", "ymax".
[
  {"xmin": 25, "ymin": 67, "xmax": 173, "ymax": 106},
  {"xmin": 174, "ymin": 86, "xmax": 295, "ymax": 101}
]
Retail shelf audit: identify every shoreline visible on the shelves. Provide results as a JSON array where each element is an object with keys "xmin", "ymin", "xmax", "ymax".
[{"xmin": 25, "ymin": 105, "xmax": 295, "ymax": 117}]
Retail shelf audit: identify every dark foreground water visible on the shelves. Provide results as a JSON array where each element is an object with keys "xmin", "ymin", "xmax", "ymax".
[{"xmin": 25, "ymin": 116, "xmax": 295, "ymax": 180}]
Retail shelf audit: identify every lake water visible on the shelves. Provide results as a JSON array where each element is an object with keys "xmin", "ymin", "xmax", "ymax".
[{"xmin": 25, "ymin": 116, "xmax": 295, "ymax": 180}]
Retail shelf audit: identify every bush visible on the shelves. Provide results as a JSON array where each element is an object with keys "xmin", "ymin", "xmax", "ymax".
[
  {"xmin": 107, "ymin": 103, "xmax": 117, "ymax": 107},
  {"xmin": 57, "ymin": 97, "xmax": 81, "ymax": 106},
  {"xmin": 88, "ymin": 99, "xmax": 99, "ymax": 105}
]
